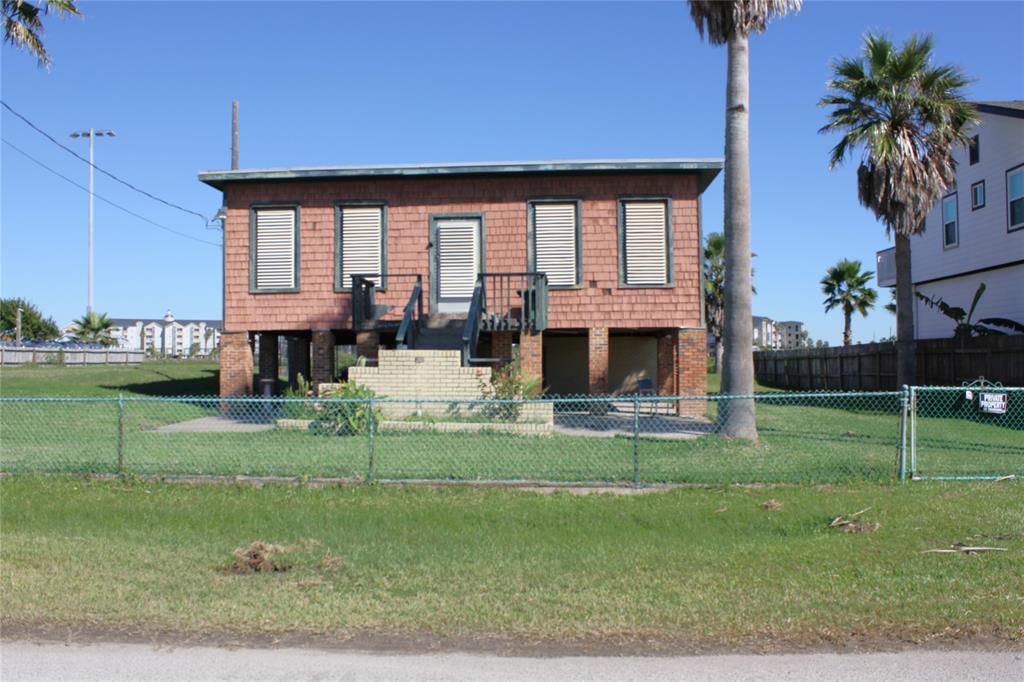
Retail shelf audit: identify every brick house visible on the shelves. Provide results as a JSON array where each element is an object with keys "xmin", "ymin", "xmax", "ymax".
[{"xmin": 198, "ymin": 159, "xmax": 721, "ymax": 404}]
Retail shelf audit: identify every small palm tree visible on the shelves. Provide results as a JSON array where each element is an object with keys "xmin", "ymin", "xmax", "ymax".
[
  {"xmin": 688, "ymin": 0, "xmax": 802, "ymax": 440},
  {"xmin": 917, "ymin": 283, "xmax": 1024, "ymax": 339},
  {"xmin": 2, "ymin": 0, "xmax": 80, "ymax": 68},
  {"xmin": 71, "ymin": 310, "xmax": 115, "ymax": 346},
  {"xmin": 704, "ymin": 232, "xmax": 726, "ymax": 373},
  {"xmin": 820, "ymin": 33, "xmax": 976, "ymax": 384},
  {"xmin": 821, "ymin": 259, "xmax": 878, "ymax": 346}
]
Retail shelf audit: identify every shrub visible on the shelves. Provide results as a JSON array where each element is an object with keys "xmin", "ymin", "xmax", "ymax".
[
  {"xmin": 280, "ymin": 374, "xmax": 316, "ymax": 419},
  {"xmin": 310, "ymin": 381, "xmax": 382, "ymax": 436},
  {"xmin": 480, "ymin": 351, "xmax": 543, "ymax": 422}
]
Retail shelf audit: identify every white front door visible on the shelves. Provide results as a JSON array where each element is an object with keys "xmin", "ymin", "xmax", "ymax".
[{"xmin": 434, "ymin": 218, "xmax": 481, "ymax": 313}]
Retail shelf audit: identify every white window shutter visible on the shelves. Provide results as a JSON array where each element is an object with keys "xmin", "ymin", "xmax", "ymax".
[
  {"xmin": 254, "ymin": 208, "xmax": 296, "ymax": 289},
  {"xmin": 437, "ymin": 220, "xmax": 479, "ymax": 300},
  {"xmin": 341, "ymin": 206, "xmax": 383, "ymax": 287},
  {"xmin": 624, "ymin": 201, "xmax": 668, "ymax": 285},
  {"xmin": 534, "ymin": 203, "xmax": 577, "ymax": 286}
]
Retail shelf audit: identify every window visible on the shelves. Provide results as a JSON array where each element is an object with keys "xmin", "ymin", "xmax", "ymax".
[
  {"xmin": 528, "ymin": 200, "xmax": 581, "ymax": 287},
  {"xmin": 336, "ymin": 203, "xmax": 386, "ymax": 289},
  {"xmin": 619, "ymin": 199, "xmax": 671, "ymax": 286},
  {"xmin": 971, "ymin": 181, "xmax": 985, "ymax": 210},
  {"xmin": 251, "ymin": 206, "xmax": 299, "ymax": 292},
  {"xmin": 1008, "ymin": 165, "xmax": 1024, "ymax": 232},
  {"xmin": 969, "ymin": 135, "xmax": 980, "ymax": 165},
  {"xmin": 942, "ymin": 194, "xmax": 958, "ymax": 248}
]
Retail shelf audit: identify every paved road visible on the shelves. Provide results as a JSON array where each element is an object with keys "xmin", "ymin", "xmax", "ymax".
[{"xmin": 2, "ymin": 641, "xmax": 1021, "ymax": 681}]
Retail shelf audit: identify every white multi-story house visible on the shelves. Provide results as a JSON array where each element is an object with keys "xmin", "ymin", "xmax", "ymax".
[
  {"xmin": 109, "ymin": 310, "xmax": 222, "ymax": 357},
  {"xmin": 877, "ymin": 101, "xmax": 1024, "ymax": 339}
]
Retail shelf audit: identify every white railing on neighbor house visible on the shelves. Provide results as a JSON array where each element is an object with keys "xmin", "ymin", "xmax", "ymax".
[{"xmin": 0, "ymin": 348, "xmax": 146, "ymax": 366}]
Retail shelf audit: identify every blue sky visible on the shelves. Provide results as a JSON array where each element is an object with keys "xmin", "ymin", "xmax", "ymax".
[{"xmin": 2, "ymin": 1, "xmax": 1022, "ymax": 343}]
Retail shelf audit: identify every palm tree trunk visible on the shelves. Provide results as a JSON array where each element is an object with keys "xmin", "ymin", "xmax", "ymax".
[
  {"xmin": 714, "ymin": 336, "xmax": 724, "ymax": 375},
  {"xmin": 843, "ymin": 307, "xmax": 852, "ymax": 346},
  {"xmin": 719, "ymin": 33, "xmax": 757, "ymax": 440},
  {"xmin": 894, "ymin": 232, "xmax": 916, "ymax": 386}
]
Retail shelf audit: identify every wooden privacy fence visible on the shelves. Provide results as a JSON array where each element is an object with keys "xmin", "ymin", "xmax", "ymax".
[
  {"xmin": 755, "ymin": 336, "xmax": 1024, "ymax": 390},
  {"xmin": 0, "ymin": 348, "xmax": 145, "ymax": 366}
]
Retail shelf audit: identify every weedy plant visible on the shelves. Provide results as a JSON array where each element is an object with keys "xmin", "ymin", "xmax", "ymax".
[{"xmin": 310, "ymin": 381, "xmax": 382, "ymax": 436}]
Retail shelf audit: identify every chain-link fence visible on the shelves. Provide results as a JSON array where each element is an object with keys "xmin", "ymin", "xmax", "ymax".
[
  {"xmin": 0, "ymin": 390, "xmax": 934, "ymax": 485},
  {"xmin": 905, "ymin": 384, "xmax": 1024, "ymax": 481}
]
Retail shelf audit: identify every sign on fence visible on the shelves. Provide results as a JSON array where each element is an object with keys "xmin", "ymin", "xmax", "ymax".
[{"xmin": 977, "ymin": 391, "xmax": 1008, "ymax": 415}]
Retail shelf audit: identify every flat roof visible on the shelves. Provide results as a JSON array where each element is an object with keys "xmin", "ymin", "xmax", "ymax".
[
  {"xmin": 973, "ymin": 100, "xmax": 1024, "ymax": 119},
  {"xmin": 198, "ymin": 158, "xmax": 724, "ymax": 193}
]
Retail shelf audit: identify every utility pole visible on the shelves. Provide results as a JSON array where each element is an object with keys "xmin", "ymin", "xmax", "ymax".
[
  {"xmin": 70, "ymin": 128, "xmax": 116, "ymax": 314},
  {"xmin": 231, "ymin": 101, "xmax": 239, "ymax": 170},
  {"xmin": 15, "ymin": 306, "xmax": 23, "ymax": 347}
]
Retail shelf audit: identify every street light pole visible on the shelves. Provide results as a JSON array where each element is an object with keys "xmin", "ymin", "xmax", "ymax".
[{"xmin": 70, "ymin": 128, "xmax": 115, "ymax": 314}]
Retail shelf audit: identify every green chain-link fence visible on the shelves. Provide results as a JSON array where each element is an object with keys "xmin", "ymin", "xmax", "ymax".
[
  {"xmin": 905, "ymin": 383, "xmax": 1024, "ymax": 481},
  {"xmin": 1, "ymin": 388, "xmax": 1019, "ymax": 484}
]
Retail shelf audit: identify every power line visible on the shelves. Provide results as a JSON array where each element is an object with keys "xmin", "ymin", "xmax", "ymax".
[
  {"xmin": 1, "ymin": 100, "xmax": 211, "ymax": 223},
  {"xmin": 2, "ymin": 138, "xmax": 222, "ymax": 248}
]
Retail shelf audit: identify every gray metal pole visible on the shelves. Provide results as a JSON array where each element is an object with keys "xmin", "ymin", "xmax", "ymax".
[{"xmin": 88, "ymin": 129, "xmax": 94, "ymax": 314}]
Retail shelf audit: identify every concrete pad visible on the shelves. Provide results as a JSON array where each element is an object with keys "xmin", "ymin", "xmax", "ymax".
[{"xmin": 152, "ymin": 416, "xmax": 273, "ymax": 433}]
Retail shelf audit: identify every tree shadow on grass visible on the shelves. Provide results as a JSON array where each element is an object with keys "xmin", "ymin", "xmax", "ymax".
[{"xmin": 101, "ymin": 368, "xmax": 220, "ymax": 397}]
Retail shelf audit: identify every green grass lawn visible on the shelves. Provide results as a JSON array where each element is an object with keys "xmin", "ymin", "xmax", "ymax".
[
  {"xmin": 1, "ymin": 477, "xmax": 1021, "ymax": 648},
  {"xmin": 0, "ymin": 360, "xmax": 219, "ymax": 397}
]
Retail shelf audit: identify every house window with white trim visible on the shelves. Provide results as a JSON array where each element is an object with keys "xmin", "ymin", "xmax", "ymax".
[
  {"xmin": 971, "ymin": 181, "xmax": 985, "ymax": 210},
  {"xmin": 619, "ymin": 199, "xmax": 671, "ymax": 286},
  {"xmin": 337, "ymin": 203, "xmax": 386, "ymax": 289},
  {"xmin": 942, "ymin": 194, "xmax": 958, "ymax": 248},
  {"xmin": 251, "ymin": 206, "xmax": 299, "ymax": 292},
  {"xmin": 1008, "ymin": 165, "xmax": 1024, "ymax": 232}
]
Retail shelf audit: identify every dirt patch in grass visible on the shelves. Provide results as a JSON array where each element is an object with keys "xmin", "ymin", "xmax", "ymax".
[
  {"xmin": 761, "ymin": 499, "xmax": 783, "ymax": 511},
  {"xmin": 840, "ymin": 522, "xmax": 881, "ymax": 534},
  {"xmin": 227, "ymin": 542, "xmax": 291, "ymax": 574}
]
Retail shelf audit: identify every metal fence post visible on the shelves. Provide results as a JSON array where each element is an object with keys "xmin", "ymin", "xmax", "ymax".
[
  {"xmin": 116, "ymin": 393, "xmax": 125, "ymax": 475},
  {"xmin": 909, "ymin": 386, "xmax": 917, "ymax": 479},
  {"xmin": 632, "ymin": 396, "xmax": 640, "ymax": 487},
  {"xmin": 367, "ymin": 396, "xmax": 376, "ymax": 482},
  {"xmin": 897, "ymin": 384, "xmax": 908, "ymax": 481}
]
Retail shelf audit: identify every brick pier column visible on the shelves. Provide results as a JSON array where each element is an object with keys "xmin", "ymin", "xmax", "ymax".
[
  {"xmin": 519, "ymin": 330, "xmax": 543, "ymax": 381},
  {"xmin": 491, "ymin": 331, "xmax": 515, "ymax": 366},
  {"xmin": 219, "ymin": 331, "xmax": 253, "ymax": 397},
  {"xmin": 677, "ymin": 327, "xmax": 708, "ymax": 418},
  {"xmin": 657, "ymin": 330, "xmax": 677, "ymax": 395},
  {"xmin": 588, "ymin": 327, "xmax": 609, "ymax": 395},
  {"xmin": 355, "ymin": 331, "xmax": 380, "ymax": 362},
  {"xmin": 257, "ymin": 333, "xmax": 279, "ymax": 396},
  {"xmin": 311, "ymin": 329, "xmax": 335, "ymax": 392}
]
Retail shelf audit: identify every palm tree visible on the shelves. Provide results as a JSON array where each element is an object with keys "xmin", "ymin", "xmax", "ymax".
[
  {"xmin": 704, "ymin": 232, "xmax": 726, "ymax": 374},
  {"xmin": 2, "ymin": 0, "xmax": 80, "ymax": 68},
  {"xmin": 688, "ymin": 0, "xmax": 802, "ymax": 439},
  {"xmin": 71, "ymin": 310, "xmax": 115, "ymax": 346},
  {"xmin": 820, "ymin": 33, "xmax": 975, "ymax": 385},
  {"xmin": 821, "ymin": 259, "xmax": 877, "ymax": 346}
]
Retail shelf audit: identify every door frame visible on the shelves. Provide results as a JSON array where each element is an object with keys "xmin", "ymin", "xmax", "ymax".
[{"xmin": 428, "ymin": 213, "xmax": 487, "ymax": 315}]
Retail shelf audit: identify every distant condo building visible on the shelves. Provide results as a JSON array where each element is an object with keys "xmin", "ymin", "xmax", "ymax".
[
  {"xmin": 753, "ymin": 316, "xmax": 806, "ymax": 350},
  {"xmin": 109, "ymin": 310, "xmax": 222, "ymax": 357}
]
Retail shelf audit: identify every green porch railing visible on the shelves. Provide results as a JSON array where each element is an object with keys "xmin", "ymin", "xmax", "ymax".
[
  {"xmin": 396, "ymin": 276, "xmax": 424, "ymax": 350},
  {"xmin": 462, "ymin": 272, "xmax": 548, "ymax": 366}
]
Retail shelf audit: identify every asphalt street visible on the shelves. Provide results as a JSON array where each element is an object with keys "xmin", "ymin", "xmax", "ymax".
[{"xmin": 2, "ymin": 641, "xmax": 1022, "ymax": 681}]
